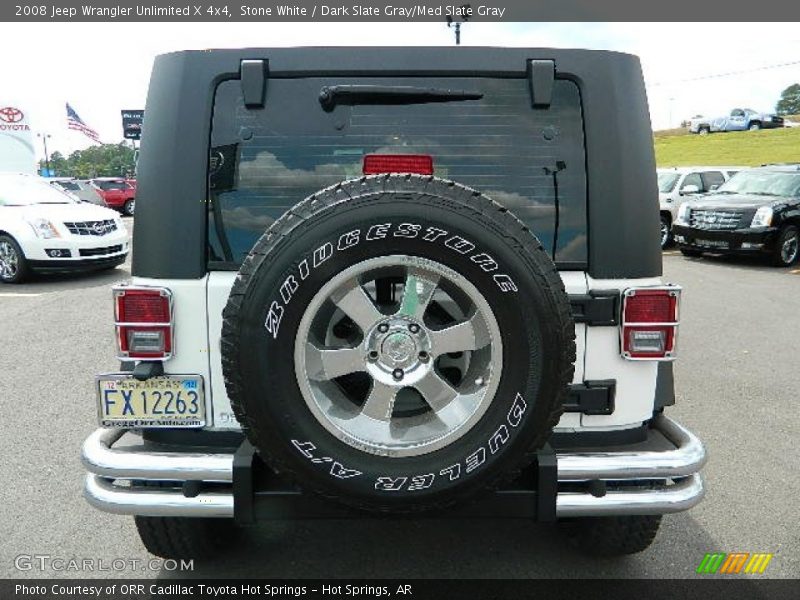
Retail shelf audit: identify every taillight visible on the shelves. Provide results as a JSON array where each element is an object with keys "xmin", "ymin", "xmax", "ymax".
[
  {"xmin": 113, "ymin": 286, "xmax": 173, "ymax": 360},
  {"xmin": 363, "ymin": 154, "xmax": 434, "ymax": 176},
  {"xmin": 621, "ymin": 286, "xmax": 681, "ymax": 360}
]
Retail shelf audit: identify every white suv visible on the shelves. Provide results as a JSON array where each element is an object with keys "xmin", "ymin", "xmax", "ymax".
[
  {"xmin": 658, "ymin": 167, "xmax": 743, "ymax": 248},
  {"xmin": 0, "ymin": 173, "xmax": 128, "ymax": 283}
]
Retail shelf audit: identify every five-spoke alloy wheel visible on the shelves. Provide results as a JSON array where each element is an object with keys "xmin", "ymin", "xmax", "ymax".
[{"xmin": 295, "ymin": 255, "xmax": 502, "ymax": 457}]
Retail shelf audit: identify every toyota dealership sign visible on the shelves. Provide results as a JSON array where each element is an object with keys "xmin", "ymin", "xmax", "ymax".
[{"xmin": 0, "ymin": 104, "xmax": 35, "ymax": 174}]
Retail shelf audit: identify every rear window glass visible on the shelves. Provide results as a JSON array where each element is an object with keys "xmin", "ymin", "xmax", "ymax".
[
  {"xmin": 208, "ymin": 77, "xmax": 587, "ymax": 267},
  {"xmin": 96, "ymin": 181, "xmax": 128, "ymax": 190}
]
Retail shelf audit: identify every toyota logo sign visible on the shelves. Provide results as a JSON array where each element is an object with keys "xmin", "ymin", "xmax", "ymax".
[{"xmin": 0, "ymin": 107, "xmax": 24, "ymax": 124}]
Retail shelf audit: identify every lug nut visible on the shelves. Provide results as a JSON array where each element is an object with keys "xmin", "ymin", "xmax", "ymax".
[
  {"xmin": 378, "ymin": 323, "xmax": 389, "ymax": 333},
  {"xmin": 408, "ymin": 323, "xmax": 420, "ymax": 334},
  {"xmin": 392, "ymin": 368, "xmax": 404, "ymax": 380},
  {"xmin": 368, "ymin": 351, "xmax": 379, "ymax": 361},
  {"xmin": 418, "ymin": 351, "xmax": 429, "ymax": 362}
]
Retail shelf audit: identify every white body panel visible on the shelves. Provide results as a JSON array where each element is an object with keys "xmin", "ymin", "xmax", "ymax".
[
  {"xmin": 1, "ymin": 203, "xmax": 129, "ymax": 261},
  {"xmin": 0, "ymin": 174, "xmax": 128, "ymax": 264},
  {"xmin": 144, "ymin": 271, "xmax": 670, "ymax": 433},
  {"xmin": 581, "ymin": 275, "xmax": 664, "ymax": 429}
]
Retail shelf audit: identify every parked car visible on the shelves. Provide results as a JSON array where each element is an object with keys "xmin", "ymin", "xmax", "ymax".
[
  {"xmin": 49, "ymin": 178, "xmax": 106, "ymax": 206},
  {"xmin": 673, "ymin": 165, "xmax": 800, "ymax": 266},
  {"xmin": 658, "ymin": 166, "xmax": 743, "ymax": 248},
  {"xmin": 689, "ymin": 108, "xmax": 784, "ymax": 134},
  {"xmin": 89, "ymin": 177, "xmax": 135, "ymax": 215},
  {"xmin": 0, "ymin": 173, "xmax": 128, "ymax": 283},
  {"xmin": 81, "ymin": 47, "xmax": 705, "ymax": 561}
]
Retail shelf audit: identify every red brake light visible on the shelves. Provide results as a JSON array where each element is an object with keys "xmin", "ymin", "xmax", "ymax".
[
  {"xmin": 621, "ymin": 287, "xmax": 681, "ymax": 360},
  {"xmin": 113, "ymin": 287, "xmax": 173, "ymax": 360},
  {"xmin": 363, "ymin": 154, "xmax": 434, "ymax": 176}
]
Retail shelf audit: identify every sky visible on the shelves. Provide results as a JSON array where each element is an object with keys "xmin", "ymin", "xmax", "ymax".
[{"xmin": 1, "ymin": 21, "xmax": 799, "ymax": 160}]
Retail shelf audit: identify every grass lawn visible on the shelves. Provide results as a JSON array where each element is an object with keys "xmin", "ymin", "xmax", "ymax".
[{"xmin": 654, "ymin": 126, "xmax": 800, "ymax": 167}]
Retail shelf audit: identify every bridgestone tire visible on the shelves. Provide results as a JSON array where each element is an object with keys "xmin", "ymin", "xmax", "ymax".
[
  {"xmin": 221, "ymin": 175, "xmax": 575, "ymax": 513},
  {"xmin": 134, "ymin": 516, "xmax": 239, "ymax": 560},
  {"xmin": 562, "ymin": 515, "xmax": 662, "ymax": 556}
]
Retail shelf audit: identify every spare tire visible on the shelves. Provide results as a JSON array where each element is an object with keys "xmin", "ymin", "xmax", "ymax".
[{"xmin": 221, "ymin": 175, "xmax": 575, "ymax": 513}]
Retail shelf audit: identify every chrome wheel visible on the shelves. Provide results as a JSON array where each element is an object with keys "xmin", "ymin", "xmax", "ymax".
[
  {"xmin": 294, "ymin": 255, "xmax": 503, "ymax": 457},
  {"xmin": 0, "ymin": 240, "xmax": 19, "ymax": 280},
  {"xmin": 660, "ymin": 218, "xmax": 670, "ymax": 248},
  {"xmin": 781, "ymin": 232, "xmax": 799, "ymax": 264}
]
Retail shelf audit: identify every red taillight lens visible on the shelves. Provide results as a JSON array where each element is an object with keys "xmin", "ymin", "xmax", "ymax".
[
  {"xmin": 113, "ymin": 287, "xmax": 173, "ymax": 360},
  {"xmin": 363, "ymin": 154, "xmax": 434, "ymax": 176},
  {"xmin": 621, "ymin": 287, "xmax": 680, "ymax": 360}
]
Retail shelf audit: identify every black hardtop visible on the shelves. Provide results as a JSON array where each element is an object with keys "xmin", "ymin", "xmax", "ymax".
[{"xmin": 133, "ymin": 47, "xmax": 661, "ymax": 279}]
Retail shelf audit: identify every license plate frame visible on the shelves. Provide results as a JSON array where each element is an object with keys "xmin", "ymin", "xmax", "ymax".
[
  {"xmin": 696, "ymin": 239, "xmax": 729, "ymax": 249},
  {"xmin": 96, "ymin": 374, "xmax": 206, "ymax": 428}
]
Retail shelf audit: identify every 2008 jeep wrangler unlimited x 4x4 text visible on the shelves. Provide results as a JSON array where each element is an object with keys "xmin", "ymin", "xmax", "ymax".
[{"xmin": 81, "ymin": 47, "xmax": 706, "ymax": 560}]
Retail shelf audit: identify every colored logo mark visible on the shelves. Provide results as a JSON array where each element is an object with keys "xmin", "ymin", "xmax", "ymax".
[{"xmin": 696, "ymin": 552, "xmax": 773, "ymax": 574}]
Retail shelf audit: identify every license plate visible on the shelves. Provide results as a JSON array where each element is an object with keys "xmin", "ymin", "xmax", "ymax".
[
  {"xmin": 696, "ymin": 239, "xmax": 728, "ymax": 249},
  {"xmin": 97, "ymin": 374, "xmax": 205, "ymax": 428}
]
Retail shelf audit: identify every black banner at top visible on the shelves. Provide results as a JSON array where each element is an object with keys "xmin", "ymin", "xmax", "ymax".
[{"xmin": 4, "ymin": 0, "xmax": 800, "ymax": 21}]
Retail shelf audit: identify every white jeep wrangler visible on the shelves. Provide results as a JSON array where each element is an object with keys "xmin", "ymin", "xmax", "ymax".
[{"xmin": 82, "ymin": 47, "xmax": 706, "ymax": 560}]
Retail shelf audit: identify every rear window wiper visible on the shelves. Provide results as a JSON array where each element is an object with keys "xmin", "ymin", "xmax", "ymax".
[{"xmin": 319, "ymin": 85, "xmax": 483, "ymax": 111}]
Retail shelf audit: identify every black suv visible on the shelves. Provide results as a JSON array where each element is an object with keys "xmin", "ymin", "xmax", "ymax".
[{"xmin": 673, "ymin": 165, "xmax": 800, "ymax": 266}]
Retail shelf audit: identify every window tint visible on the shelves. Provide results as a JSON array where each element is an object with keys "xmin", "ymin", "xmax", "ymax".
[
  {"xmin": 658, "ymin": 172, "xmax": 680, "ymax": 193},
  {"xmin": 681, "ymin": 173, "xmax": 703, "ymax": 191},
  {"xmin": 208, "ymin": 77, "xmax": 588, "ymax": 267},
  {"xmin": 701, "ymin": 171, "xmax": 725, "ymax": 190},
  {"xmin": 717, "ymin": 170, "xmax": 800, "ymax": 197},
  {"xmin": 95, "ymin": 180, "xmax": 128, "ymax": 191}
]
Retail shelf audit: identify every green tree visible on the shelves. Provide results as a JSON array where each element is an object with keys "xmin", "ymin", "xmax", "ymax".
[
  {"xmin": 776, "ymin": 83, "xmax": 800, "ymax": 115},
  {"xmin": 38, "ymin": 143, "xmax": 136, "ymax": 178}
]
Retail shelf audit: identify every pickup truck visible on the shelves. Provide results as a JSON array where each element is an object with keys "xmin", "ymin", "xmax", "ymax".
[{"xmin": 689, "ymin": 108, "xmax": 784, "ymax": 134}]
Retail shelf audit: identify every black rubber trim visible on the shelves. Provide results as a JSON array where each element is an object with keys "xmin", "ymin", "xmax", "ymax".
[
  {"xmin": 233, "ymin": 440, "xmax": 257, "ymax": 525},
  {"xmin": 569, "ymin": 290, "xmax": 619, "ymax": 326},
  {"xmin": 29, "ymin": 255, "xmax": 126, "ymax": 272},
  {"xmin": 132, "ymin": 47, "xmax": 661, "ymax": 280},
  {"xmin": 229, "ymin": 439, "xmax": 564, "ymax": 521},
  {"xmin": 565, "ymin": 380, "xmax": 616, "ymax": 415},
  {"xmin": 240, "ymin": 59, "xmax": 267, "ymax": 108},
  {"xmin": 549, "ymin": 424, "xmax": 649, "ymax": 449},
  {"xmin": 527, "ymin": 59, "xmax": 554, "ymax": 108},
  {"xmin": 536, "ymin": 444, "xmax": 558, "ymax": 522},
  {"xmin": 654, "ymin": 362, "xmax": 675, "ymax": 410},
  {"xmin": 141, "ymin": 429, "xmax": 245, "ymax": 448}
]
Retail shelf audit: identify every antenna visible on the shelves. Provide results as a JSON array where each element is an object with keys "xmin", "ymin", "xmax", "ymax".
[{"xmin": 446, "ymin": 5, "xmax": 472, "ymax": 45}]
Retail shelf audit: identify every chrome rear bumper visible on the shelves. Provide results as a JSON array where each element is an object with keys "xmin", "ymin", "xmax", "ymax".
[{"xmin": 82, "ymin": 414, "xmax": 706, "ymax": 518}]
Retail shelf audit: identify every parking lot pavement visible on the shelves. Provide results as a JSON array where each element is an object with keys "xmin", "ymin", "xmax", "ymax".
[{"xmin": 0, "ymin": 226, "xmax": 797, "ymax": 579}]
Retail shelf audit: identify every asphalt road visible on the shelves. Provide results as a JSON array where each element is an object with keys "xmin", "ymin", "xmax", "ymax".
[{"xmin": 0, "ymin": 220, "xmax": 798, "ymax": 579}]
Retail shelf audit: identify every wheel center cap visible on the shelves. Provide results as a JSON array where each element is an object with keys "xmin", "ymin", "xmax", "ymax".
[{"xmin": 381, "ymin": 332, "xmax": 417, "ymax": 367}]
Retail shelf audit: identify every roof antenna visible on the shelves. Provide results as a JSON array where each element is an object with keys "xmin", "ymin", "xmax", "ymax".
[{"xmin": 446, "ymin": 5, "xmax": 472, "ymax": 45}]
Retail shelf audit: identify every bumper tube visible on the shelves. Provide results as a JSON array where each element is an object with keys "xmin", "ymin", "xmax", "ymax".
[
  {"xmin": 82, "ymin": 415, "xmax": 706, "ymax": 518},
  {"xmin": 557, "ymin": 414, "xmax": 707, "ymax": 481},
  {"xmin": 81, "ymin": 428, "xmax": 233, "ymax": 482},
  {"xmin": 84, "ymin": 474, "xmax": 233, "ymax": 518},
  {"xmin": 556, "ymin": 473, "xmax": 704, "ymax": 516}
]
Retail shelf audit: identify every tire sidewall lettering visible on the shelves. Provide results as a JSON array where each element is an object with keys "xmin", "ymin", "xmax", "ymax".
[{"xmin": 263, "ymin": 221, "xmax": 517, "ymax": 338}]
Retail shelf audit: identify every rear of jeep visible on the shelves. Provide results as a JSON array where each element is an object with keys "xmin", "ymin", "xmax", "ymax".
[{"xmin": 81, "ymin": 47, "xmax": 706, "ymax": 559}]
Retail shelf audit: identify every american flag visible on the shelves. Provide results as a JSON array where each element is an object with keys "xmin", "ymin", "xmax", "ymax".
[{"xmin": 66, "ymin": 103, "xmax": 100, "ymax": 142}]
